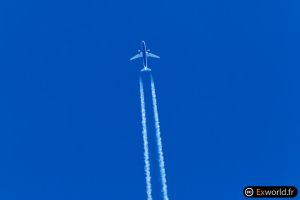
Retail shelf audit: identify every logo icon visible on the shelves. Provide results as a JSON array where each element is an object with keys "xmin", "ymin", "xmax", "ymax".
[{"xmin": 244, "ymin": 187, "xmax": 254, "ymax": 197}]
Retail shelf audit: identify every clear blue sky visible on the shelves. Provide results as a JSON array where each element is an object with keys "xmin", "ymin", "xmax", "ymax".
[{"xmin": 0, "ymin": 0, "xmax": 299, "ymax": 199}]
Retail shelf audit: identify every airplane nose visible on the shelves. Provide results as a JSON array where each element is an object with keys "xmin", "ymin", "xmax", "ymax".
[{"xmin": 141, "ymin": 41, "xmax": 145, "ymax": 48}]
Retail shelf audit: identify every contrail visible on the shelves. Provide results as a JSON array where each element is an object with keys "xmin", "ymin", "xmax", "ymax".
[
  {"xmin": 150, "ymin": 74, "xmax": 169, "ymax": 200},
  {"xmin": 139, "ymin": 77, "xmax": 153, "ymax": 200}
]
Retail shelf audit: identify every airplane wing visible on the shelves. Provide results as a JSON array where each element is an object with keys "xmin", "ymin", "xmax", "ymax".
[
  {"xmin": 130, "ymin": 52, "xmax": 142, "ymax": 61},
  {"xmin": 147, "ymin": 52, "xmax": 160, "ymax": 59}
]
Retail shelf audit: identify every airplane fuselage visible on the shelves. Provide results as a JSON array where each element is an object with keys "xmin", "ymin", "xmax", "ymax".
[{"xmin": 141, "ymin": 41, "xmax": 148, "ymax": 68}]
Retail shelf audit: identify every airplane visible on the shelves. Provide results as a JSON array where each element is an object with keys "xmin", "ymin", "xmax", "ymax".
[{"xmin": 130, "ymin": 41, "xmax": 160, "ymax": 71}]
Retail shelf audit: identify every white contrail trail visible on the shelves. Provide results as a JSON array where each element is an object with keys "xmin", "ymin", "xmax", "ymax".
[
  {"xmin": 150, "ymin": 74, "xmax": 169, "ymax": 200},
  {"xmin": 139, "ymin": 77, "xmax": 153, "ymax": 200}
]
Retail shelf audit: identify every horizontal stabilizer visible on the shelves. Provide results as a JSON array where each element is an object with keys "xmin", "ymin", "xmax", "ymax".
[{"xmin": 141, "ymin": 67, "xmax": 151, "ymax": 72}]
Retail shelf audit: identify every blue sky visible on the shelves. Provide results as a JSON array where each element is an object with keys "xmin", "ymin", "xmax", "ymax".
[{"xmin": 0, "ymin": 0, "xmax": 299, "ymax": 199}]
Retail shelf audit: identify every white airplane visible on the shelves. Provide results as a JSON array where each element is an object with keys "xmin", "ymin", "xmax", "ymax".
[{"xmin": 130, "ymin": 41, "xmax": 160, "ymax": 71}]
